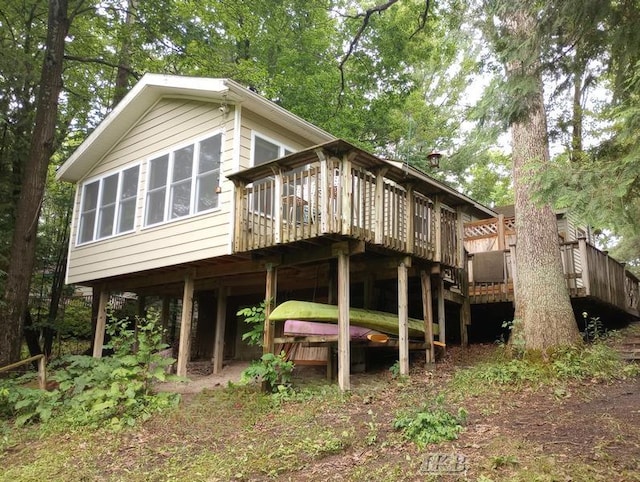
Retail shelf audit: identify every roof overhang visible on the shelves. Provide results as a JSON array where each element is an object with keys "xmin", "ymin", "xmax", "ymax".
[{"xmin": 56, "ymin": 74, "xmax": 335, "ymax": 182}]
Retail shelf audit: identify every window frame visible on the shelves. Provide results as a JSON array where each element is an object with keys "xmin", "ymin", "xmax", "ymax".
[
  {"xmin": 76, "ymin": 164, "xmax": 141, "ymax": 246},
  {"xmin": 143, "ymin": 130, "xmax": 223, "ymax": 228}
]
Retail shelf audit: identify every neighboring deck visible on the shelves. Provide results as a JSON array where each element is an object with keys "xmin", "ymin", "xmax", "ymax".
[
  {"xmin": 464, "ymin": 216, "xmax": 640, "ymax": 317},
  {"xmin": 228, "ymin": 140, "xmax": 492, "ymax": 270}
]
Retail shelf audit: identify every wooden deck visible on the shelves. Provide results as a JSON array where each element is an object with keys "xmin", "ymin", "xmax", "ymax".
[
  {"xmin": 229, "ymin": 142, "xmax": 467, "ymax": 269},
  {"xmin": 465, "ymin": 217, "xmax": 640, "ymax": 316}
]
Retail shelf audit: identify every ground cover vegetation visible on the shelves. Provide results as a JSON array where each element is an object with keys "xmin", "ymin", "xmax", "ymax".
[{"xmin": 1, "ymin": 323, "xmax": 638, "ymax": 481}]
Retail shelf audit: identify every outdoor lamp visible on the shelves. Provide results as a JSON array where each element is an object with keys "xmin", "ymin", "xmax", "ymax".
[{"xmin": 427, "ymin": 149, "xmax": 442, "ymax": 169}]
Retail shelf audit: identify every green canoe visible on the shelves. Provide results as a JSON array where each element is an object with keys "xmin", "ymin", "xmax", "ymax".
[{"xmin": 268, "ymin": 300, "xmax": 438, "ymax": 339}]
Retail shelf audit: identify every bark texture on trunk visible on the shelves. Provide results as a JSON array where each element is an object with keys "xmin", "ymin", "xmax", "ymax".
[
  {"xmin": 506, "ymin": 8, "xmax": 581, "ymax": 351},
  {"xmin": 0, "ymin": 0, "xmax": 69, "ymax": 368}
]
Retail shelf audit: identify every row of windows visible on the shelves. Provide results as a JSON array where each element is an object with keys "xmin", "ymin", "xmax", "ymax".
[{"xmin": 77, "ymin": 133, "xmax": 289, "ymax": 245}]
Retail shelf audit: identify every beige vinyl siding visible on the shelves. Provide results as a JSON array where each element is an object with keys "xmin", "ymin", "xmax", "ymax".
[{"xmin": 67, "ymin": 98, "xmax": 236, "ymax": 284}]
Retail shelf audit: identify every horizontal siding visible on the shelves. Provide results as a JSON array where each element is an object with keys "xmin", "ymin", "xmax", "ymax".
[{"xmin": 68, "ymin": 98, "xmax": 236, "ymax": 285}]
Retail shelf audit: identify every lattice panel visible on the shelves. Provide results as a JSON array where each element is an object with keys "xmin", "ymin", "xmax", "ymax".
[
  {"xmin": 503, "ymin": 217, "xmax": 516, "ymax": 232},
  {"xmin": 464, "ymin": 220, "xmax": 498, "ymax": 239}
]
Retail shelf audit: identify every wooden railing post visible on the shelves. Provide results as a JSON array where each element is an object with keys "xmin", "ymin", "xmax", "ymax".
[
  {"xmin": 272, "ymin": 168, "xmax": 283, "ymax": 245},
  {"xmin": 578, "ymin": 238, "xmax": 590, "ymax": 296},
  {"xmin": 374, "ymin": 168, "xmax": 387, "ymax": 244},
  {"xmin": 497, "ymin": 214, "xmax": 505, "ymax": 250},
  {"xmin": 232, "ymin": 180, "xmax": 246, "ymax": 252},
  {"xmin": 405, "ymin": 185, "xmax": 414, "ymax": 254},
  {"xmin": 316, "ymin": 149, "xmax": 330, "ymax": 234},
  {"xmin": 434, "ymin": 196, "xmax": 442, "ymax": 263},
  {"xmin": 340, "ymin": 154, "xmax": 353, "ymax": 236},
  {"xmin": 456, "ymin": 206, "xmax": 464, "ymax": 268}
]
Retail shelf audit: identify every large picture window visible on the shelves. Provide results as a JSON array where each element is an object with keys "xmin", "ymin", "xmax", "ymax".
[
  {"xmin": 77, "ymin": 165, "xmax": 140, "ymax": 244},
  {"xmin": 144, "ymin": 133, "xmax": 222, "ymax": 226}
]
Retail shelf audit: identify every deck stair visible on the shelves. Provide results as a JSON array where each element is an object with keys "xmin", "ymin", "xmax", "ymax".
[{"xmin": 617, "ymin": 329, "xmax": 640, "ymax": 361}]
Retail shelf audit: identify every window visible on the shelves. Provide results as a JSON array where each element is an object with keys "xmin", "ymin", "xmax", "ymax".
[
  {"xmin": 144, "ymin": 133, "xmax": 222, "ymax": 226},
  {"xmin": 252, "ymin": 135, "xmax": 293, "ymax": 215},
  {"xmin": 77, "ymin": 165, "xmax": 140, "ymax": 244}
]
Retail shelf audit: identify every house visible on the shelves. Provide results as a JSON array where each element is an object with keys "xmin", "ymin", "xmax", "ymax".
[
  {"xmin": 57, "ymin": 74, "xmax": 638, "ymax": 391},
  {"xmin": 56, "ymin": 74, "xmax": 497, "ymax": 390}
]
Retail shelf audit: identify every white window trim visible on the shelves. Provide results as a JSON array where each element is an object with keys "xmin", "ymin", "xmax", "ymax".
[
  {"xmin": 250, "ymin": 131, "xmax": 294, "ymax": 166},
  {"xmin": 142, "ymin": 130, "xmax": 224, "ymax": 229},
  {"xmin": 76, "ymin": 163, "xmax": 141, "ymax": 246}
]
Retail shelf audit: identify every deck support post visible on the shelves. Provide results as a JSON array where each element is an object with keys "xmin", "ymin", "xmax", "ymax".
[
  {"xmin": 263, "ymin": 263, "xmax": 278, "ymax": 355},
  {"xmin": 421, "ymin": 270, "xmax": 435, "ymax": 364},
  {"xmin": 92, "ymin": 288, "xmax": 109, "ymax": 358},
  {"xmin": 176, "ymin": 272, "xmax": 195, "ymax": 377},
  {"xmin": 398, "ymin": 257, "xmax": 410, "ymax": 376},
  {"xmin": 212, "ymin": 287, "xmax": 228, "ymax": 374},
  {"xmin": 336, "ymin": 248, "xmax": 351, "ymax": 391},
  {"xmin": 437, "ymin": 273, "xmax": 446, "ymax": 350}
]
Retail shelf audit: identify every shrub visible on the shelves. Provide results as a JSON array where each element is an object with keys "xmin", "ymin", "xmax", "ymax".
[
  {"xmin": 0, "ymin": 310, "xmax": 181, "ymax": 430},
  {"xmin": 393, "ymin": 395, "xmax": 467, "ymax": 447},
  {"xmin": 241, "ymin": 352, "xmax": 294, "ymax": 393}
]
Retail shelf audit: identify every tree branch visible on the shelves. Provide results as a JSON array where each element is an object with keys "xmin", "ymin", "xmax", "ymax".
[{"xmin": 63, "ymin": 55, "xmax": 141, "ymax": 79}]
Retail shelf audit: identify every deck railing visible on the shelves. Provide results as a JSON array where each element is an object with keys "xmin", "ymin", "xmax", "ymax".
[
  {"xmin": 233, "ymin": 155, "xmax": 459, "ymax": 266},
  {"xmin": 467, "ymin": 238, "xmax": 640, "ymax": 315}
]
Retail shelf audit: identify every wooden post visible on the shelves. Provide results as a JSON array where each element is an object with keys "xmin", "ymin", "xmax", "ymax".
[
  {"xmin": 456, "ymin": 206, "xmax": 465, "ymax": 268},
  {"xmin": 92, "ymin": 288, "xmax": 109, "ymax": 358},
  {"xmin": 578, "ymin": 238, "xmax": 590, "ymax": 296},
  {"xmin": 460, "ymin": 252, "xmax": 470, "ymax": 347},
  {"xmin": 37, "ymin": 354, "xmax": 47, "ymax": 390},
  {"xmin": 176, "ymin": 273, "xmax": 195, "ymax": 377},
  {"xmin": 398, "ymin": 258, "xmax": 410, "ymax": 375},
  {"xmin": 340, "ymin": 154, "xmax": 352, "ymax": 235},
  {"xmin": 374, "ymin": 168, "xmax": 387, "ymax": 244},
  {"xmin": 337, "ymin": 249, "xmax": 350, "ymax": 391},
  {"xmin": 232, "ymin": 180, "xmax": 246, "ymax": 252},
  {"xmin": 434, "ymin": 196, "xmax": 442, "ymax": 262},
  {"xmin": 497, "ymin": 214, "xmax": 505, "ymax": 251},
  {"xmin": 405, "ymin": 185, "xmax": 415, "ymax": 254},
  {"xmin": 420, "ymin": 270, "xmax": 435, "ymax": 364},
  {"xmin": 263, "ymin": 263, "xmax": 277, "ymax": 355},
  {"xmin": 273, "ymin": 169, "xmax": 283, "ymax": 244},
  {"xmin": 437, "ymin": 273, "xmax": 445, "ymax": 349},
  {"xmin": 363, "ymin": 273, "xmax": 375, "ymax": 309},
  {"xmin": 212, "ymin": 287, "xmax": 228, "ymax": 374}
]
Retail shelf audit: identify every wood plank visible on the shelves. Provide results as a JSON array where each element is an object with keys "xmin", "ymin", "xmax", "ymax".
[
  {"xmin": 176, "ymin": 273, "xmax": 195, "ymax": 377},
  {"xmin": 437, "ymin": 273, "xmax": 446, "ymax": 350}
]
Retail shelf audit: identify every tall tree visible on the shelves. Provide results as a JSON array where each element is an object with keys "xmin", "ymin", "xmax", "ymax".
[
  {"xmin": 487, "ymin": 1, "xmax": 580, "ymax": 349},
  {"xmin": 0, "ymin": 0, "xmax": 70, "ymax": 367}
]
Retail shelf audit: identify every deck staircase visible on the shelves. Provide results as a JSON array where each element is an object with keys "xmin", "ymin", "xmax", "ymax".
[{"xmin": 616, "ymin": 324, "xmax": 640, "ymax": 361}]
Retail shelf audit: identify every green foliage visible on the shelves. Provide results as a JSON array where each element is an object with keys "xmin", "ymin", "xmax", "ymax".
[
  {"xmin": 581, "ymin": 312, "xmax": 604, "ymax": 343},
  {"xmin": 389, "ymin": 360, "xmax": 401, "ymax": 379},
  {"xmin": 393, "ymin": 395, "xmax": 467, "ymax": 448},
  {"xmin": 453, "ymin": 337, "xmax": 637, "ymax": 396},
  {"xmin": 241, "ymin": 351, "xmax": 294, "ymax": 393},
  {"xmin": 0, "ymin": 311, "xmax": 181, "ymax": 430},
  {"xmin": 237, "ymin": 300, "xmax": 267, "ymax": 346}
]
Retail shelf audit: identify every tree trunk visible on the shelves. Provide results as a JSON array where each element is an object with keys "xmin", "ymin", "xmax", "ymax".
[
  {"xmin": 0, "ymin": 0, "xmax": 69, "ymax": 368},
  {"xmin": 505, "ymin": 7, "xmax": 581, "ymax": 351}
]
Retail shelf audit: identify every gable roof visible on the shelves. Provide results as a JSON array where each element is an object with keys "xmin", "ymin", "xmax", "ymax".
[{"xmin": 56, "ymin": 74, "xmax": 335, "ymax": 182}]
